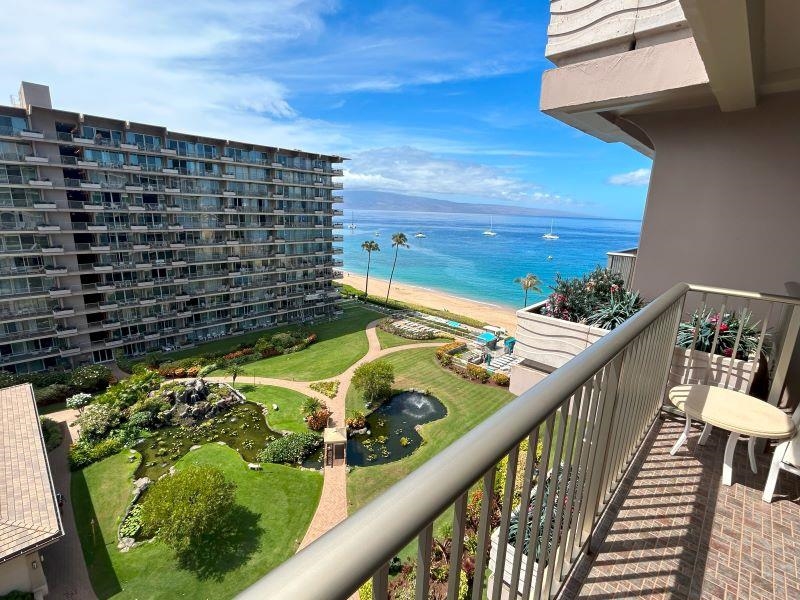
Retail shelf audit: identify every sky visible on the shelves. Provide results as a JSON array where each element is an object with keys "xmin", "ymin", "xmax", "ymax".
[{"xmin": 0, "ymin": 0, "xmax": 652, "ymax": 219}]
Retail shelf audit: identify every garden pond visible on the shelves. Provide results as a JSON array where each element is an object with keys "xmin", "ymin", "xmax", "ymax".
[
  {"xmin": 347, "ymin": 390, "xmax": 447, "ymax": 466},
  {"xmin": 134, "ymin": 401, "xmax": 279, "ymax": 480}
]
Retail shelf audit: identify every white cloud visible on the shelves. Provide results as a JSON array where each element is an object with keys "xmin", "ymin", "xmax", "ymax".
[
  {"xmin": 608, "ymin": 168, "xmax": 651, "ymax": 186},
  {"xmin": 344, "ymin": 147, "xmax": 579, "ymax": 207}
]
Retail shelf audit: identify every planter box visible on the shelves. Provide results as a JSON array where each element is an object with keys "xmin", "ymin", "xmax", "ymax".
[
  {"xmin": 514, "ymin": 303, "xmax": 609, "ymax": 370},
  {"xmin": 666, "ymin": 347, "xmax": 763, "ymax": 397}
]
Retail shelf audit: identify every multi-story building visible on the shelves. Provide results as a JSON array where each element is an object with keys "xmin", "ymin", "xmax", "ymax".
[{"xmin": 0, "ymin": 82, "xmax": 345, "ymax": 374}]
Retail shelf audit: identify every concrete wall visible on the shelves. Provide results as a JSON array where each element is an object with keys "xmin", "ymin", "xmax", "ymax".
[
  {"xmin": 630, "ymin": 90, "xmax": 800, "ymax": 407},
  {"xmin": 0, "ymin": 552, "xmax": 48, "ymax": 599}
]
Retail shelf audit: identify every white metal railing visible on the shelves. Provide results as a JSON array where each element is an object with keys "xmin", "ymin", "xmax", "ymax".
[
  {"xmin": 237, "ymin": 282, "xmax": 800, "ymax": 600},
  {"xmin": 606, "ymin": 247, "xmax": 637, "ymax": 290}
]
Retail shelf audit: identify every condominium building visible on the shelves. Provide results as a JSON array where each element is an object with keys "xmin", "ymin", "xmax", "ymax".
[{"xmin": 0, "ymin": 82, "xmax": 345, "ymax": 374}]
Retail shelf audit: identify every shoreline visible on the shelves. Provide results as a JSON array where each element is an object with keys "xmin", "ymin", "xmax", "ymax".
[{"xmin": 341, "ymin": 273, "xmax": 519, "ymax": 334}]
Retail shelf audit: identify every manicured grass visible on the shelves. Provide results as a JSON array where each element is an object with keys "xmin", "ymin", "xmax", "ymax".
[
  {"xmin": 375, "ymin": 327, "xmax": 452, "ymax": 350},
  {"xmin": 212, "ymin": 305, "xmax": 382, "ymax": 381},
  {"xmin": 38, "ymin": 401, "xmax": 67, "ymax": 415},
  {"xmin": 237, "ymin": 384, "xmax": 310, "ymax": 433},
  {"xmin": 346, "ymin": 348, "xmax": 514, "ymax": 513},
  {"xmin": 72, "ymin": 445, "xmax": 322, "ymax": 599}
]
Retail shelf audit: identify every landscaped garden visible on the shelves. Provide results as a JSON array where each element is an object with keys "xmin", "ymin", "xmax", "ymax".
[
  {"xmin": 72, "ymin": 444, "xmax": 322, "ymax": 600},
  {"xmin": 138, "ymin": 305, "xmax": 384, "ymax": 382}
]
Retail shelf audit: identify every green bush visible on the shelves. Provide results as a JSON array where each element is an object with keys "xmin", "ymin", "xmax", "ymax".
[
  {"xmin": 70, "ymin": 364, "xmax": 113, "ymax": 392},
  {"xmin": 541, "ymin": 267, "xmax": 626, "ymax": 324},
  {"xmin": 587, "ymin": 289, "xmax": 644, "ymax": 330},
  {"xmin": 490, "ymin": 372, "xmax": 510, "ymax": 387},
  {"xmin": 0, "ymin": 591, "xmax": 34, "ymax": 600},
  {"xmin": 141, "ymin": 465, "xmax": 237, "ymax": 554},
  {"xmin": 270, "ymin": 332, "xmax": 297, "ymax": 352},
  {"xmin": 34, "ymin": 384, "xmax": 73, "ymax": 406},
  {"xmin": 74, "ymin": 403, "xmax": 121, "ymax": 442},
  {"xmin": 69, "ymin": 437, "xmax": 124, "ymax": 470},
  {"xmin": 352, "ymin": 360, "xmax": 395, "ymax": 407},
  {"xmin": 466, "ymin": 364, "xmax": 490, "ymax": 383},
  {"xmin": 358, "ymin": 581, "xmax": 373, "ymax": 600},
  {"xmin": 258, "ymin": 432, "xmax": 322, "ymax": 464},
  {"xmin": 40, "ymin": 417, "xmax": 63, "ymax": 451}
]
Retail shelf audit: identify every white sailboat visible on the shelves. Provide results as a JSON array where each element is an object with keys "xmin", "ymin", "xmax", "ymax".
[
  {"xmin": 414, "ymin": 232, "xmax": 426, "ymax": 238},
  {"xmin": 542, "ymin": 219, "xmax": 559, "ymax": 240},
  {"xmin": 482, "ymin": 216, "xmax": 498, "ymax": 237},
  {"xmin": 347, "ymin": 212, "xmax": 357, "ymax": 229}
]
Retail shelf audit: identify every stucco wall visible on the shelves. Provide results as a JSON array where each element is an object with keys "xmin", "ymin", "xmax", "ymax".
[
  {"xmin": 629, "ymin": 90, "xmax": 800, "ymax": 405},
  {"xmin": 0, "ymin": 552, "xmax": 48, "ymax": 598}
]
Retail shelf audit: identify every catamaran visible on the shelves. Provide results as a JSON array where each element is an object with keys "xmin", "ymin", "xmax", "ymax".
[
  {"xmin": 482, "ymin": 216, "xmax": 498, "ymax": 237},
  {"xmin": 542, "ymin": 219, "xmax": 559, "ymax": 240}
]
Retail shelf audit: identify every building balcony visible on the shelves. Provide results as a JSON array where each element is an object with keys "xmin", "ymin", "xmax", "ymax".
[
  {"xmin": 237, "ymin": 283, "xmax": 800, "ymax": 600},
  {"xmin": 606, "ymin": 247, "xmax": 638, "ymax": 290}
]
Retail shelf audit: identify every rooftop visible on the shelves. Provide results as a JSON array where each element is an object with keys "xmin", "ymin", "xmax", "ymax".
[{"xmin": 0, "ymin": 384, "xmax": 63, "ymax": 562}]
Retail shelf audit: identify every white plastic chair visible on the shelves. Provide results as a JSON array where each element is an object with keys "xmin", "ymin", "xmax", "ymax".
[{"xmin": 762, "ymin": 403, "xmax": 800, "ymax": 502}]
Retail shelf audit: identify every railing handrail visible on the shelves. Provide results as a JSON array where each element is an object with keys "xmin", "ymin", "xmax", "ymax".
[
  {"xmin": 235, "ymin": 282, "xmax": 692, "ymax": 600},
  {"xmin": 606, "ymin": 247, "xmax": 637, "ymax": 257},
  {"xmin": 687, "ymin": 283, "xmax": 800, "ymax": 306}
]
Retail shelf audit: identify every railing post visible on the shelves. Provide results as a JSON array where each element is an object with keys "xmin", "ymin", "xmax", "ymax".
[
  {"xmin": 579, "ymin": 353, "xmax": 623, "ymax": 550},
  {"xmin": 767, "ymin": 304, "xmax": 800, "ymax": 407}
]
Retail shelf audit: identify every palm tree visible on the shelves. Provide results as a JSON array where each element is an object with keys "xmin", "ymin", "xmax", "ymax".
[
  {"xmin": 385, "ymin": 232, "xmax": 409, "ymax": 304},
  {"xmin": 514, "ymin": 273, "xmax": 543, "ymax": 307},
  {"xmin": 361, "ymin": 240, "xmax": 380, "ymax": 298},
  {"xmin": 227, "ymin": 363, "xmax": 244, "ymax": 387}
]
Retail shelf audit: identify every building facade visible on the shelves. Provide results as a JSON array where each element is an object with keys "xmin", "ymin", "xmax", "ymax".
[{"xmin": 0, "ymin": 82, "xmax": 344, "ymax": 373}]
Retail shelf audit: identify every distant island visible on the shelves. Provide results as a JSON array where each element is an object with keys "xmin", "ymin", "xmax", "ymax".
[{"xmin": 343, "ymin": 190, "xmax": 585, "ymax": 218}]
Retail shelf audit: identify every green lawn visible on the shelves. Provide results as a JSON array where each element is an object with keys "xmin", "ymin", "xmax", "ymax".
[
  {"xmin": 237, "ymin": 384, "xmax": 310, "ymax": 433},
  {"xmin": 211, "ymin": 306, "xmax": 382, "ymax": 381},
  {"xmin": 346, "ymin": 348, "xmax": 514, "ymax": 514},
  {"xmin": 375, "ymin": 328, "xmax": 452, "ymax": 350},
  {"xmin": 72, "ymin": 445, "xmax": 322, "ymax": 599}
]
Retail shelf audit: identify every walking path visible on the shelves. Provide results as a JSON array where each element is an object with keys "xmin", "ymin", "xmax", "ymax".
[{"xmin": 41, "ymin": 408, "xmax": 99, "ymax": 600}]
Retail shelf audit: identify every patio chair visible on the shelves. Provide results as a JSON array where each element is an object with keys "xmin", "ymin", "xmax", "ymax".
[{"xmin": 762, "ymin": 403, "xmax": 800, "ymax": 502}]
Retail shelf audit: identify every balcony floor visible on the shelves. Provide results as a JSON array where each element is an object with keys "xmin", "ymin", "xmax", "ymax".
[{"xmin": 561, "ymin": 416, "xmax": 800, "ymax": 600}]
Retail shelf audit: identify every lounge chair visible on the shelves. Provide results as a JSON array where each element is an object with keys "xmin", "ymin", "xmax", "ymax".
[{"xmin": 762, "ymin": 402, "xmax": 800, "ymax": 502}]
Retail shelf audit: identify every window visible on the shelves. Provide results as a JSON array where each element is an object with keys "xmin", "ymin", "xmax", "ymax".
[{"xmin": 0, "ymin": 114, "xmax": 28, "ymax": 135}]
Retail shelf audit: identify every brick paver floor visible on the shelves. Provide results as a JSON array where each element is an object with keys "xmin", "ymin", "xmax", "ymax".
[{"xmin": 560, "ymin": 415, "xmax": 800, "ymax": 600}]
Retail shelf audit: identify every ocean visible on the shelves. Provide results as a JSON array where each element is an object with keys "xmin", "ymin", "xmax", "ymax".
[{"xmin": 340, "ymin": 210, "xmax": 641, "ymax": 309}]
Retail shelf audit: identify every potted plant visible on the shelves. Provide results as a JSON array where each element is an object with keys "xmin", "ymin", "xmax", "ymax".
[
  {"xmin": 668, "ymin": 308, "xmax": 770, "ymax": 395},
  {"xmin": 514, "ymin": 268, "xmax": 642, "ymax": 369}
]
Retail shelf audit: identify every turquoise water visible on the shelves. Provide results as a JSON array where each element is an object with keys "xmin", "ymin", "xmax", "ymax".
[{"xmin": 341, "ymin": 210, "xmax": 641, "ymax": 309}]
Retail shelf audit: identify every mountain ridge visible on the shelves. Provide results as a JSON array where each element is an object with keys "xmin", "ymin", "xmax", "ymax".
[{"xmin": 342, "ymin": 190, "xmax": 585, "ymax": 218}]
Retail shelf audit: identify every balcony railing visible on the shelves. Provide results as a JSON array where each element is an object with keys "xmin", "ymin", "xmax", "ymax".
[
  {"xmin": 606, "ymin": 247, "xmax": 637, "ymax": 290},
  {"xmin": 238, "ymin": 282, "xmax": 800, "ymax": 600}
]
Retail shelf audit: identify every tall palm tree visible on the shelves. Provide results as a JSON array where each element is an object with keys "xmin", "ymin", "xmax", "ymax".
[
  {"xmin": 514, "ymin": 273, "xmax": 543, "ymax": 307},
  {"xmin": 361, "ymin": 240, "xmax": 380, "ymax": 298},
  {"xmin": 385, "ymin": 232, "xmax": 409, "ymax": 304}
]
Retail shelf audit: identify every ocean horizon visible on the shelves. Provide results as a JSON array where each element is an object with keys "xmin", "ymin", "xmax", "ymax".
[{"xmin": 340, "ymin": 210, "xmax": 641, "ymax": 310}]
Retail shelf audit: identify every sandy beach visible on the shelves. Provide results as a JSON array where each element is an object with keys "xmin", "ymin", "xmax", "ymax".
[{"xmin": 342, "ymin": 273, "xmax": 519, "ymax": 334}]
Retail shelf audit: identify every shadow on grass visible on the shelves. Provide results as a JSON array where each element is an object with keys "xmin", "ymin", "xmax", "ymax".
[
  {"xmin": 71, "ymin": 465, "xmax": 122, "ymax": 598},
  {"xmin": 175, "ymin": 504, "xmax": 264, "ymax": 581},
  {"xmin": 236, "ymin": 384, "xmax": 258, "ymax": 394}
]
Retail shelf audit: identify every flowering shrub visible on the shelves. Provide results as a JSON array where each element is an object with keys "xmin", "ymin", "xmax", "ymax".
[
  {"xmin": 222, "ymin": 347, "xmax": 255, "ymax": 361},
  {"xmin": 435, "ymin": 342, "xmax": 466, "ymax": 362},
  {"xmin": 310, "ymin": 380, "xmax": 339, "ymax": 398},
  {"xmin": 466, "ymin": 364, "xmax": 490, "ymax": 383},
  {"xmin": 306, "ymin": 408, "xmax": 332, "ymax": 431},
  {"xmin": 258, "ymin": 432, "xmax": 322, "ymax": 464},
  {"xmin": 346, "ymin": 411, "xmax": 366, "ymax": 430},
  {"xmin": 541, "ymin": 267, "xmax": 626, "ymax": 324},
  {"xmin": 676, "ymin": 308, "xmax": 768, "ymax": 361},
  {"xmin": 490, "ymin": 372, "xmax": 510, "ymax": 387}
]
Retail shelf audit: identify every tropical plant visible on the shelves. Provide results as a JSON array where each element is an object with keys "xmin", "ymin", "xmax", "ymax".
[
  {"xmin": 541, "ymin": 267, "xmax": 626, "ymax": 323},
  {"xmin": 119, "ymin": 504, "xmax": 143, "ymax": 538},
  {"xmin": 301, "ymin": 396, "xmax": 323, "ymax": 417},
  {"xmin": 361, "ymin": 240, "xmax": 380, "ymax": 297},
  {"xmin": 140, "ymin": 465, "xmax": 237, "ymax": 554},
  {"xmin": 306, "ymin": 408, "xmax": 332, "ymax": 431},
  {"xmin": 675, "ymin": 308, "xmax": 768, "ymax": 361},
  {"xmin": 346, "ymin": 410, "xmax": 366, "ymax": 430},
  {"xmin": 227, "ymin": 363, "xmax": 244, "ymax": 386},
  {"xmin": 352, "ymin": 360, "xmax": 395, "ymax": 406},
  {"xmin": 514, "ymin": 273, "xmax": 543, "ymax": 307},
  {"xmin": 587, "ymin": 289, "xmax": 644, "ymax": 330},
  {"xmin": 385, "ymin": 232, "xmax": 409, "ymax": 304}
]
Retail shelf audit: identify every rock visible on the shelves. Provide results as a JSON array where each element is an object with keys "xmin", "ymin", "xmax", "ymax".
[
  {"xmin": 190, "ymin": 401, "xmax": 210, "ymax": 418},
  {"xmin": 133, "ymin": 477, "xmax": 151, "ymax": 493},
  {"xmin": 169, "ymin": 466, "xmax": 176, "ymax": 476},
  {"xmin": 272, "ymin": 404, "xmax": 279, "ymax": 411},
  {"xmin": 128, "ymin": 449, "xmax": 136, "ymax": 454},
  {"xmin": 128, "ymin": 455, "xmax": 136, "ymax": 463},
  {"xmin": 117, "ymin": 537, "xmax": 136, "ymax": 552},
  {"xmin": 158, "ymin": 473, "xmax": 168, "ymax": 481},
  {"xmin": 189, "ymin": 445, "xmax": 202, "ymax": 452},
  {"xmin": 248, "ymin": 463, "xmax": 262, "ymax": 471},
  {"xmin": 216, "ymin": 441, "xmax": 227, "ymax": 446}
]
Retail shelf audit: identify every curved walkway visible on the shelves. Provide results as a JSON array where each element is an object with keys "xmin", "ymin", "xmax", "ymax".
[{"xmin": 206, "ymin": 319, "xmax": 442, "ymax": 551}]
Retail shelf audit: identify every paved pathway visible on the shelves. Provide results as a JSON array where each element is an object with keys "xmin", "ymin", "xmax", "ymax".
[{"xmin": 41, "ymin": 408, "xmax": 99, "ymax": 600}]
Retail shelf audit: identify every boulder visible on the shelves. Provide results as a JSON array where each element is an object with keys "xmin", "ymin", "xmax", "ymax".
[
  {"xmin": 189, "ymin": 444, "xmax": 202, "ymax": 452},
  {"xmin": 133, "ymin": 477, "xmax": 151, "ymax": 493},
  {"xmin": 272, "ymin": 403, "xmax": 279, "ymax": 411},
  {"xmin": 191, "ymin": 401, "xmax": 211, "ymax": 418},
  {"xmin": 248, "ymin": 463, "xmax": 262, "ymax": 471},
  {"xmin": 118, "ymin": 537, "xmax": 136, "ymax": 552}
]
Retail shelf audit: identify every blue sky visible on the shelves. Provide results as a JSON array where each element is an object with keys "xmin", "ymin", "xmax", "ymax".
[{"xmin": 0, "ymin": 0, "xmax": 652, "ymax": 219}]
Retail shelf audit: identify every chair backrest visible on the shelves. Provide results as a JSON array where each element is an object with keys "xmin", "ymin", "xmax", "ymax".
[{"xmin": 782, "ymin": 403, "xmax": 800, "ymax": 469}]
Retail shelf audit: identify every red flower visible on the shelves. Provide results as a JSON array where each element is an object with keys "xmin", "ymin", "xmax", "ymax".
[
  {"xmin": 610, "ymin": 284, "xmax": 620, "ymax": 293},
  {"xmin": 719, "ymin": 323, "xmax": 729, "ymax": 332},
  {"xmin": 722, "ymin": 347, "xmax": 733, "ymax": 357}
]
